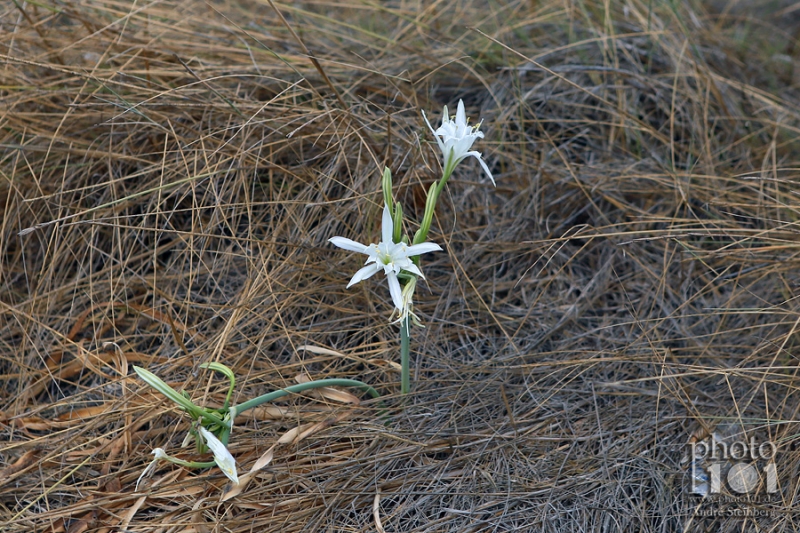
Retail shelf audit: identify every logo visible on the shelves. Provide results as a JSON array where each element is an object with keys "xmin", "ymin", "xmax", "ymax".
[{"xmin": 689, "ymin": 434, "xmax": 777, "ymax": 496}]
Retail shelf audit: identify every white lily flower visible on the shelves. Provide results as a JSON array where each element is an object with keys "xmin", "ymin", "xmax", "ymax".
[
  {"xmin": 135, "ymin": 447, "xmax": 169, "ymax": 491},
  {"xmin": 422, "ymin": 99, "xmax": 495, "ymax": 185},
  {"xmin": 329, "ymin": 205, "xmax": 441, "ymax": 312},
  {"xmin": 198, "ymin": 426, "xmax": 239, "ymax": 486}
]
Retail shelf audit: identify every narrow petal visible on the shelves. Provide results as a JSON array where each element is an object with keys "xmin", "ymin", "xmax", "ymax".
[
  {"xmin": 199, "ymin": 427, "xmax": 239, "ymax": 485},
  {"xmin": 347, "ymin": 263, "xmax": 381, "ymax": 287},
  {"xmin": 442, "ymin": 104, "xmax": 449, "ymax": 123},
  {"xmin": 386, "ymin": 272, "xmax": 403, "ymax": 311},
  {"xmin": 467, "ymin": 152, "xmax": 496, "ymax": 186},
  {"xmin": 329, "ymin": 237, "xmax": 368, "ymax": 254},
  {"xmin": 429, "ymin": 122, "xmax": 448, "ymax": 158},
  {"xmin": 404, "ymin": 242, "xmax": 442, "ymax": 256},
  {"xmin": 422, "ymin": 109, "xmax": 438, "ymax": 137},
  {"xmin": 402, "ymin": 262, "xmax": 425, "ymax": 279},
  {"xmin": 434, "ymin": 135, "xmax": 448, "ymax": 162},
  {"xmin": 381, "ymin": 205, "xmax": 394, "ymax": 244},
  {"xmin": 456, "ymin": 100, "xmax": 466, "ymax": 127}
]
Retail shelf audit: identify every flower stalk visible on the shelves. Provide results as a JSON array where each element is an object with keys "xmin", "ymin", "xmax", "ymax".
[
  {"xmin": 329, "ymin": 100, "xmax": 494, "ymax": 395},
  {"xmin": 400, "ymin": 316, "xmax": 411, "ymax": 395}
]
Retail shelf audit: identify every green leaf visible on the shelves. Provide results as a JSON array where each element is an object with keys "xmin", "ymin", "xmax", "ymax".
[
  {"xmin": 200, "ymin": 362, "xmax": 236, "ymax": 408},
  {"xmin": 134, "ymin": 366, "xmax": 201, "ymax": 414}
]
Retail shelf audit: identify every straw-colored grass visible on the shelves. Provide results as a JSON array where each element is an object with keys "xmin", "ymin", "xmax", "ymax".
[{"xmin": 2, "ymin": 0, "xmax": 800, "ymax": 531}]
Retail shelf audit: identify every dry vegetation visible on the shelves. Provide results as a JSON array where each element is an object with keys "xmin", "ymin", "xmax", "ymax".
[{"xmin": 3, "ymin": 0, "xmax": 800, "ymax": 531}]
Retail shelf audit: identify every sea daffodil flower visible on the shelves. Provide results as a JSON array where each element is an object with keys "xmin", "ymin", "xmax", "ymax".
[
  {"xmin": 423, "ymin": 99, "xmax": 495, "ymax": 185},
  {"xmin": 329, "ymin": 205, "xmax": 441, "ymax": 312},
  {"xmin": 199, "ymin": 426, "xmax": 239, "ymax": 485},
  {"xmin": 135, "ymin": 448, "xmax": 169, "ymax": 491}
]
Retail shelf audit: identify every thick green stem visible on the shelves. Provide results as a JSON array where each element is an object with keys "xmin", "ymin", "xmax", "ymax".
[
  {"xmin": 234, "ymin": 379, "xmax": 381, "ymax": 414},
  {"xmin": 167, "ymin": 457, "xmax": 216, "ymax": 469},
  {"xmin": 400, "ymin": 317, "xmax": 410, "ymax": 394}
]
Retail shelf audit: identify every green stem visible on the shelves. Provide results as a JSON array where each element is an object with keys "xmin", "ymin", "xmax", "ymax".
[
  {"xmin": 165, "ymin": 457, "xmax": 217, "ymax": 469},
  {"xmin": 400, "ymin": 317, "xmax": 410, "ymax": 394},
  {"xmin": 234, "ymin": 379, "xmax": 382, "ymax": 414}
]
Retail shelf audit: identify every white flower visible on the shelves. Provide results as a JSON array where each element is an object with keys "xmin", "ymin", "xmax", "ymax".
[
  {"xmin": 423, "ymin": 99, "xmax": 495, "ymax": 185},
  {"xmin": 392, "ymin": 275, "xmax": 422, "ymax": 328},
  {"xmin": 198, "ymin": 426, "xmax": 239, "ymax": 485},
  {"xmin": 329, "ymin": 205, "xmax": 441, "ymax": 312},
  {"xmin": 135, "ymin": 448, "xmax": 169, "ymax": 491}
]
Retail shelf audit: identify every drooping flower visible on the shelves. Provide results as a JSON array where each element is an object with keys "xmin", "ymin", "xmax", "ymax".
[
  {"xmin": 198, "ymin": 426, "xmax": 239, "ymax": 485},
  {"xmin": 329, "ymin": 205, "xmax": 441, "ymax": 312},
  {"xmin": 422, "ymin": 99, "xmax": 495, "ymax": 185},
  {"xmin": 392, "ymin": 275, "xmax": 422, "ymax": 328},
  {"xmin": 135, "ymin": 448, "xmax": 169, "ymax": 491}
]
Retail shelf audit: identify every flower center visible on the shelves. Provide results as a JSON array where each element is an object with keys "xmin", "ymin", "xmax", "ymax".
[{"xmin": 373, "ymin": 243, "xmax": 393, "ymax": 266}]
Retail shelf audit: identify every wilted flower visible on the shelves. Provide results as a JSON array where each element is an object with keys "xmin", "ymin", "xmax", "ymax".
[
  {"xmin": 423, "ymin": 99, "xmax": 495, "ymax": 185},
  {"xmin": 329, "ymin": 205, "xmax": 441, "ymax": 313},
  {"xmin": 199, "ymin": 426, "xmax": 239, "ymax": 485},
  {"xmin": 392, "ymin": 275, "xmax": 423, "ymax": 328},
  {"xmin": 135, "ymin": 448, "xmax": 169, "ymax": 491}
]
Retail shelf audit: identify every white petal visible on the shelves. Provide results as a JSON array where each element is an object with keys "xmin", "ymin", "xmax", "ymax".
[
  {"xmin": 390, "ymin": 255, "xmax": 414, "ymax": 271},
  {"xmin": 136, "ymin": 448, "xmax": 168, "ymax": 491},
  {"xmin": 456, "ymin": 100, "xmax": 466, "ymax": 127},
  {"xmin": 424, "ymin": 110, "xmax": 448, "ymax": 157},
  {"xmin": 404, "ymin": 242, "xmax": 442, "ymax": 256},
  {"xmin": 329, "ymin": 237, "xmax": 368, "ymax": 254},
  {"xmin": 442, "ymin": 104, "xmax": 449, "ymax": 123},
  {"xmin": 381, "ymin": 205, "xmax": 394, "ymax": 244},
  {"xmin": 468, "ymin": 152, "xmax": 495, "ymax": 186},
  {"xmin": 388, "ymin": 241, "xmax": 408, "ymax": 256},
  {"xmin": 422, "ymin": 109, "xmax": 437, "ymax": 137},
  {"xmin": 402, "ymin": 262, "xmax": 425, "ymax": 279},
  {"xmin": 454, "ymin": 135, "xmax": 477, "ymax": 159},
  {"xmin": 436, "ymin": 123, "xmax": 459, "ymax": 143},
  {"xmin": 199, "ymin": 427, "xmax": 239, "ymax": 486},
  {"xmin": 364, "ymin": 243, "xmax": 381, "ymax": 262},
  {"xmin": 436, "ymin": 122, "xmax": 455, "ymax": 137},
  {"xmin": 434, "ymin": 135, "xmax": 448, "ymax": 163},
  {"xmin": 347, "ymin": 263, "xmax": 381, "ymax": 287},
  {"xmin": 386, "ymin": 272, "xmax": 403, "ymax": 311}
]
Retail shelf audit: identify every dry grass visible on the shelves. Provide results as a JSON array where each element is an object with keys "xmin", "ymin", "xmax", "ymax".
[{"xmin": 3, "ymin": 0, "xmax": 800, "ymax": 531}]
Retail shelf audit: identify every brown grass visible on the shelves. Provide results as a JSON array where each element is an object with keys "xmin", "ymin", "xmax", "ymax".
[{"xmin": 3, "ymin": 0, "xmax": 800, "ymax": 531}]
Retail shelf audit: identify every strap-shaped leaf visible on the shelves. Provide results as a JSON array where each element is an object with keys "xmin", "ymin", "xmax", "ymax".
[
  {"xmin": 199, "ymin": 361, "xmax": 236, "ymax": 408},
  {"xmin": 134, "ymin": 366, "xmax": 201, "ymax": 416}
]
